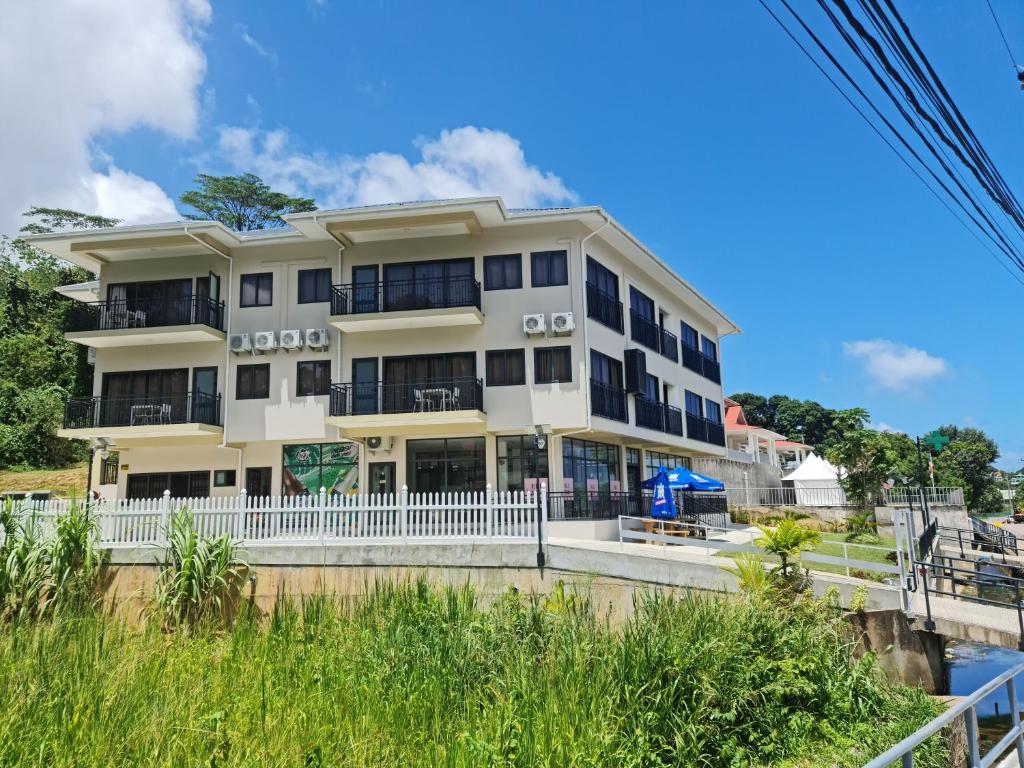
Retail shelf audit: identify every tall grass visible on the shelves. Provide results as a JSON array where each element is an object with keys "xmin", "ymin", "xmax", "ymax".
[{"xmin": 0, "ymin": 581, "xmax": 946, "ymax": 767}]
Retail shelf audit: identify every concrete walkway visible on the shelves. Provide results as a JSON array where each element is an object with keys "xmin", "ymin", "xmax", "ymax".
[{"xmin": 909, "ymin": 591, "xmax": 1024, "ymax": 649}]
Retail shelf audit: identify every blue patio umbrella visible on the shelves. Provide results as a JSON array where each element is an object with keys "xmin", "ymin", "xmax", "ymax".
[
  {"xmin": 648, "ymin": 466, "xmax": 678, "ymax": 520},
  {"xmin": 641, "ymin": 466, "xmax": 725, "ymax": 493}
]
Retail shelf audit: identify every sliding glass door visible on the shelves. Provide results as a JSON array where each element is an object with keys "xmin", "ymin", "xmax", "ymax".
[
  {"xmin": 101, "ymin": 369, "xmax": 189, "ymax": 426},
  {"xmin": 383, "ymin": 259, "xmax": 473, "ymax": 311},
  {"xmin": 382, "ymin": 353, "xmax": 476, "ymax": 413}
]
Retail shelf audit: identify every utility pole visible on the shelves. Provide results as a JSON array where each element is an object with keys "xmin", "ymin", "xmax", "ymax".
[{"xmin": 915, "ymin": 437, "xmax": 932, "ymax": 528}]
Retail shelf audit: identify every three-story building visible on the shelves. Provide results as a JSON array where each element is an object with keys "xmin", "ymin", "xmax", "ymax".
[{"xmin": 30, "ymin": 197, "xmax": 738, "ymax": 505}]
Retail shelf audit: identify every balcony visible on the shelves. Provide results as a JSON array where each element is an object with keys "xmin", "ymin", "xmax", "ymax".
[
  {"xmin": 681, "ymin": 344, "xmax": 722, "ymax": 384},
  {"xmin": 59, "ymin": 393, "xmax": 223, "ymax": 440},
  {"xmin": 664, "ymin": 404, "xmax": 684, "ymax": 436},
  {"xmin": 660, "ymin": 327, "xmax": 679, "ymax": 362},
  {"xmin": 64, "ymin": 296, "xmax": 226, "ymax": 348},
  {"xmin": 629, "ymin": 310, "xmax": 660, "ymax": 352},
  {"xmin": 328, "ymin": 276, "xmax": 483, "ymax": 332},
  {"xmin": 590, "ymin": 379, "xmax": 628, "ymax": 422},
  {"xmin": 326, "ymin": 377, "xmax": 485, "ymax": 435},
  {"xmin": 686, "ymin": 413, "xmax": 726, "ymax": 447},
  {"xmin": 586, "ymin": 282, "xmax": 623, "ymax": 333},
  {"xmin": 635, "ymin": 399, "xmax": 684, "ymax": 437}
]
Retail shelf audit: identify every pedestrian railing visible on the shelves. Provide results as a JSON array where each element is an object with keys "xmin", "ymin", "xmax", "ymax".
[
  {"xmin": 21, "ymin": 485, "xmax": 546, "ymax": 547},
  {"xmin": 883, "ymin": 486, "xmax": 965, "ymax": 506},
  {"xmin": 863, "ymin": 659, "xmax": 1024, "ymax": 768},
  {"xmin": 725, "ymin": 486, "xmax": 853, "ymax": 507}
]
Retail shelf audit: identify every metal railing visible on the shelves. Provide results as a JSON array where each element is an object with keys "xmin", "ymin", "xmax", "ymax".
[
  {"xmin": 686, "ymin": 413, "xmax": 726, "ymax": 446},
  {"xmin": 634, "ymin": 396, "xmax": 664, "ymax": 431},
  {"xmin": 548, "ymin": 491, "xmax": 727, "ymax": 526},
  {"xmin": 329, "ymin": 377, "xmax": 483, "ymax": 417},
  {"xmin": 63, "ymin": 393, "xmax": 222, "ymax": 429},
  {"xmin": 330, "ymin": 275, "xmax": 481, "ymax": 315},
  {"xmin": 664, "ymin": 403, "xmax": 684, "ymax": 436},
  {"xmin": 659, "ymin": 326, "xmax": 678, "ymax": 362},
  {"xmin": 585, "ymin": 282, "xmax": 623, "ymax": 333},
  {"xmin": 590, "ymin": 379, "xmax": 628, "ymax": 422},
  {"xmin": 681, "ymin": 344, "xmax": 721, "ymax": 384},
  {"xmin": 725, "ymin": 486, "xmax": 852, "ymax": 507},
  {"xmin": 629, "ymin": 310, "xmax": 660, "ymax": 351},
  {"xmin": 883, "ymin": 486, "xmax": 966, "ymax": 506},
  {"xmin": 65, "ymin": 295, "xmax": 226, "ymax": 333},
  {"xmin": 863, "ymin": 659, "xmax": 1024, "ymax": 768}
]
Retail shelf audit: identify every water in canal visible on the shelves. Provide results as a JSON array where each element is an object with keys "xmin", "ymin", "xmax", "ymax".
[{"xmin": 946, "ymin": 641, "xmax": 1024, "ymax": 717}]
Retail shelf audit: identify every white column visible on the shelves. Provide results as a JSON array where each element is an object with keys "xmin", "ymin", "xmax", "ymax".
[{"xmin": 767, "ymin": 438, "xmax": 777, "ymax": 466}]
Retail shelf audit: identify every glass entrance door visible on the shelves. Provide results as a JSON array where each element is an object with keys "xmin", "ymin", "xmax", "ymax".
[
  {"xmin": 368, "ymin": 462, "xmax": 396, "ymax": 496},
  {"xmin": 192, "ymin": 367, "xmax": 218, "ymax": 424}
]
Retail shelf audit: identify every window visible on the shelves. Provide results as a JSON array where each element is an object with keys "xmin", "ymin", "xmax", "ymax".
[
  {"xmin": 590, "ymin": 350, "xmax": 623, "ymax": 388},
  {"xmin": 407, "ymin": 437, "xmax": 486, "ymax": 493},
  {"xmin": 586, "ymin": 257, "xmax": 618, "ymax": 298},
  {"xmin": 685, "ymin": 390, "xmax": 703, "ymax": 417},
  {"xmin": 530, "ymin": 250, "xmax": 568, "ymax": 287},
  {"xmin": 535, "ymin": 346, "xmax": 571, "ymax": 384},
  {"xmin": 100, "ymin": 452, "xmax": 119, "ymax": 485},
  {"xmin": 297, "ymin": 360, "xmax": 331, "ymax": 396},
  {"xmin": 126, "ymin": 472, "xmax": 209, "ymax": 500},
  {"xmin": 483, "ymin": 254, "xmax": 522, "ymax": 291},
  {"xmin": 641, "ymin": 373, "xmax": 659, "ymax": 401},
  {"xmin": 497, "ymin": 435, "xmax": 549, "ymax": 492},
  {"xmin": 282, "ymin": 442, "xmax": 358, "ymax": 496},
  {"xmin": 236, "ymin": 364, "xmax": 270, "ymax": 400},
  {"xmin": 562, "ymin": 438, "xmax": 621, "ymax": 494},
  {"xmin": 630, "ymin": 287, "xmax": 655, "ymax": 322},
  {"xmin": 644, "ymin": 451, "xmax": 690, "ymax": 479},
  {"xmin": 297, "ymin": 268, "xmax": 332, "ymax": 304},
  {"xmin": 246, "ymin": 467, "xmax": 273, "ymax": 497},
  {"xmin": 240, "ymin": 272, "xmax": 273, "ymax": 307},
  {"xmin": 701, "ymin": 335, "xmax": 718, "ymax": 361},
  {"xmin": 705, "ymin": 400, "xmax": 723, "ymax": 424},
  {"xmin": 486, "ymin": 349, "xmax": 525, "ymax": 386},
  {"xmin": 680, "ymin": 321, "xmax": 699, "ymax": 350},
  {"xmin": 586, "ymin": 257, "xmax": 623, "ymax": 333},
  {"xmin": 214, "ymin": 469, "xmax": 236, "ymax": 487}
]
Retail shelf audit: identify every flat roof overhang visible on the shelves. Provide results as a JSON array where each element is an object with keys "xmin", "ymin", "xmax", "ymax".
[
  {"xmin": 326, "ymin": 410, "xmax": 486, "ymax": 437},
  {"xmin": 58, "ymin": 423, "xmax": 224, "ymax": 442},
  {"xmin": 327, "ymin": 307, "xmax": 484, "ymax": 333},
  {"xmin": 65, "ymin": 325, "xmax": 226, "ymax": 348}
]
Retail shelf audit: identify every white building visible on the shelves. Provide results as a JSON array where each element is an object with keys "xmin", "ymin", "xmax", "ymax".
[{"xmin": 29, "ymin": 197, "xmax": 739, "ymax": 506}]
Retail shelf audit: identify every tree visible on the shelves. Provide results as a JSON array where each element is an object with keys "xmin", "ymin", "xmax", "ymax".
[
  {"xmin": 826, "ymin": 429, "xmax": 899, "ymax": 509},
  {"xmin": 728, "ymin": 393, "xmax": 773, "ymax": 428},
  {"xmin": 17, "ymin": 207, "xmax": 119, "ymax": 235},
  {"xmin": 727, "ymin": 392, "xmax": 868, "ymax": 454},
  {"xmin": 755, "ymin": 519, "xmax": 820, "ymax": 577},
  {"xmin": 932, "ymin": 426, "xmax": 1001, "ymax": 514},
  {"xmin": 179, "ymin": 173, "xmax": 316, "ymax": 231}
]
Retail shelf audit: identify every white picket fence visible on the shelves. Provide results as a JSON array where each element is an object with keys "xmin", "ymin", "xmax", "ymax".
[{"xmin": 17, "ymin": 484, "xmax": 546, "ymax": 548}]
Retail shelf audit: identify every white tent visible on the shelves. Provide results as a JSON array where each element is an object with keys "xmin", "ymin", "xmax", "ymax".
[{"xmin": 782, "ymin": 453, "xmax": 847, "ymax": 506}]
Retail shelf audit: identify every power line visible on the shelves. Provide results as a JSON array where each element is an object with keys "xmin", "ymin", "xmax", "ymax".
[{"xmin": 986, "ymin": 0, "xmax": 1020, "ymax": 73}]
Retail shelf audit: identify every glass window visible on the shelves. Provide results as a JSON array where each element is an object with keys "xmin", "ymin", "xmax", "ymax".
[
  {"xmin": 586, "ymin": 256, "xmax": 618, "ymax": 298},
  {"xmin": 705, "ymin": 400, "xmax": 723, "ymax": 424},
  {"xmin": 496, "ymin": 435, "xmax": 549, "ymax": 492},
  {"xmin": 701, "ymin": 335, "xmax": 718, "ymax": 361},
  {"xmin": 562, "ymin": 438, "xmax": 621, "ymax": 494},
  {"xmin": 282, "ymin": 442, "xmax": 359, "ymax": 496},
  {"xmin": 483, "ymin": 254, "xmax": 522, "ymax": 291},
  {"xmin": 642, "ymin": 373, "xmax": 659, "ymax": 401},
  {"xmin": 530, "ymin": 250, "xmax": 568, "ymax": 287},
  {"xmin": 240, "ymin": 272, "xmax": 273, "ymax": 307},
  {"xmin": 297, "ymin": 268, "xmax": 332, "ymax": 303},
  {"xmin": 590, "ymin": 350, "xmax": 623, "ymax": 388},
  {"xmin": 236, "ymin": 363, "xmax": 270, "ymax": 400},
  {"xmin": 629, "ymin": 287, "xmax": 655, "ymax": 322},
  {"xmin": 214, "ymin": 469, "xmax": 236, "ymax": 487},
  {"xmin": 486, "ymin": 349, "xmax": 526, "ymax": 386},
  {"xmin": 407, "ymin": 437, "xmax": 486, "ymax": 493},
  {"xmin": 643, "ymin": 450, "xmax": 691, "ymax": 480},
  {"xmin": 535, "ymin": 346, "xmax": 571, "ymax": 384},
  {"xmin": 680, "ymin": 321, "xmax": 699, "ymax": 350},
  {"xmin": 297, "ymin": 360, "xmax": 331, "ymax": 396},
  {"xmin": 685, "ymin": 390, "xmax": 703, "ymax": 417}
]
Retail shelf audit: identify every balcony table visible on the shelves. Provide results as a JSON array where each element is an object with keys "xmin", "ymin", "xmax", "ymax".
[{"xmin": 130, "ymin": 403, "xmax": 171, "ymax": 426}]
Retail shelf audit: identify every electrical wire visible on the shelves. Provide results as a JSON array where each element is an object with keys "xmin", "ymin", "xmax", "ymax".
[{"xmin": 986, "ymin": 0, "xmax": 1020, "ymax": 73}]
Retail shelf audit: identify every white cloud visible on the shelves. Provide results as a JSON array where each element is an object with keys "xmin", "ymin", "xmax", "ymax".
[
  {"xmin": 869, "ymin": 421, "xmax": 903, "ymax": 434},
  {"xmin": 212, "ymin": 125, "xmax": 578, "ymax": 210},
  {"xmin": 843, "ymin": 339, "xmax": 949, "ymax": 391},
  {"xmin": 0, "ymin": 0, "xmax": 209, "ymax": 233},
  {"xmin": 236, "ymin": 24, "xmax": 278, "ymax": 66}
]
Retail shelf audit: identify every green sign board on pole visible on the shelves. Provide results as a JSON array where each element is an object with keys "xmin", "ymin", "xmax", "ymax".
[{"xmin": 923, "ymin": 431, "xmax": 950, "ymax": 453}]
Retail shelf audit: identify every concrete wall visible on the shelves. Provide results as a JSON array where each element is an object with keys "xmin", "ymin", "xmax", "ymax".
[
  {"xmin": 845, "ymin": 609, "xmax": 946, "ymax": 694},
  {"xmin": 692, "ymin": 457, "xmax": 782, "ymax": 488}
]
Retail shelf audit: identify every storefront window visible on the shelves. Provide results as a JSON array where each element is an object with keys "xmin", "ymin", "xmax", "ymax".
[
  {"xmin": 643, "ymin": 450, "xmax": 690, "ymax": 481},
  {"xmin": 407, "ymin": 437, "xmax": 486, "ymax": 493},
  {"xmin": 282, "ymin": 442, "xmax": 359, "ymax": 496},
  {"xmin": 496, "ymin": 435, "xmax": 549, "ymax": 491},
  {"xmin": 562, "ymin": 438, "xmax": 621, "ymax": 494}
]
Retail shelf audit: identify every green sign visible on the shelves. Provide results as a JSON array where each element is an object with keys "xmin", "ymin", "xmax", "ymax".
[
  {"xmin": 923, "ymin": 431, "xmax": 950, "ymax": 453},
  {"xmin": 282, "ymin": 442, "xmax": 359, "ymax": 496}
]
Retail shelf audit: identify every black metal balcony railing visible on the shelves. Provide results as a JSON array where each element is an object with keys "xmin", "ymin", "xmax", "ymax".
[
  {"xmin": 586, "ymin": 282, "xmax": 623, "ymax": 333},
  {"xmin": 664, "ymin": 403, "xmax": 684, "ymax": 436},
  {"xmin": 681, "ymin": 343, "xmax": 721, "ymax": 384},
  {"xmin": 629, "ymin": 310, "xmax": 660, "ymax": 351},
  {"xmin": 330, "ymin": 276, "xmax": 481, "ymax": 316},
  {"xmin": 635, "ymin": 396, "xmax": 664, "ymax": 431},
  {"xmin": 686, "ymin": 413, "xmax": 726, "ymax": 446},
  {"xmin": 547, "ymin": 490, "xmax": 728, "ymax": 526},
  {"xmin": 63, "ymin": 393, "xmax": 222, "ymax": 430},
  {"xmin": 660, "ymin": 327, "xmax": 679, "ymax": 362},
  {"xmin": 329, "ymin": 377, "xmax": 483, "ymax": 417},
  {"xmin": 65, "ymin": 296, "xmax": 226, "ymax": 334},
  {"xmin": 590, "ymin": 379, "xmax": 628, "ymax": 422}
]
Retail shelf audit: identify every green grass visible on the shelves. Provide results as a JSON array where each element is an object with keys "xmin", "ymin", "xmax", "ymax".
[
  {"xmin": 809, "ymin": 532, "xmax": 900, "ymax": 581},
  {"xmin": 0, "ymin": 582, "xmax": 946, "ymax": 767}
]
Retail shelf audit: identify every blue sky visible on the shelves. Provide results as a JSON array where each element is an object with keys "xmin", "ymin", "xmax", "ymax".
[{"xmin": 5, "ymin": 1, "xmax": 1022, "ymax": 466}]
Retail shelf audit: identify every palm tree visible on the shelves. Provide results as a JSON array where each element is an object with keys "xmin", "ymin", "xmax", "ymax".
[
  {"xmin": 722, "ymin": 553, "xmax": 774, "ymax": 593},
  {"xmin": 756, "ymin": 519, "xmax": 821, "ymax": 577}
]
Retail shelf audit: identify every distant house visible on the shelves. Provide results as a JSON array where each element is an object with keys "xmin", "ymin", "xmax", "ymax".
[{"xmin": 723, "ymin": 398, "xmax": 787, "ymax": 467}]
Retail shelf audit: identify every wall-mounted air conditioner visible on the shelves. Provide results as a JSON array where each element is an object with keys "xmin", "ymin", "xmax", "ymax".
[
  {"xmin": 229, "ymin": 333, "xmax": 252, "ymax": 354},
  {"xmin": 305, "ymin": 328, "xmax": 329, "ymax": 349},
  {"xmin": 523, "ymin": 314, "xmax": 546, "ymax": 335},
  {"xmin": 279, "ymin": 330, "xmax": 303, "ymax": 350},
  {"xmin": 550, "ymin": 311, "xmax": 575, "ymax": 335},
  {"xmin": 253, "ymin": 331, "xmax": 277, "ymax": 353},
  {"xmin": 366, "ymin": 436, "xmax": 392, "ymax": 452}
]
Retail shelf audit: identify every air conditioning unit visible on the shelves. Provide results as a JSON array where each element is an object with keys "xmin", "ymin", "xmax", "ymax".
[
  {"xmin": 279, "ymin": 329, "xmax": 303, "ymax": 350},
  {"xmin": 550, "ymin": 311, "xmax": 575, "ymax": 335},
  {"xmin": 305, "ymin": 328, "xmax": 329, "ymax": 349},
  {"xmin": 523, "ymin": 313, "xmax": 546, "ymax": 335},
  {"xmin": 366, "ymin": 436, "xmax": 392, "ymax": 452},
  {"xmin": 87, "ymin": 347, "xmax": 97, "ymax": 365},
  {"xmin": 229, "ymin": 333, "xmax": 252, "ymax": 354},
  {"xmin": 253, "ymin": 331, "xmax": 277, "ymax": 353}
]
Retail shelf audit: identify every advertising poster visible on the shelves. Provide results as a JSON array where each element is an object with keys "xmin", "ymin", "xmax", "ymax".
[{"xmin": 282, "ymin": 442, "xmax": 359, "ymax": 496}]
